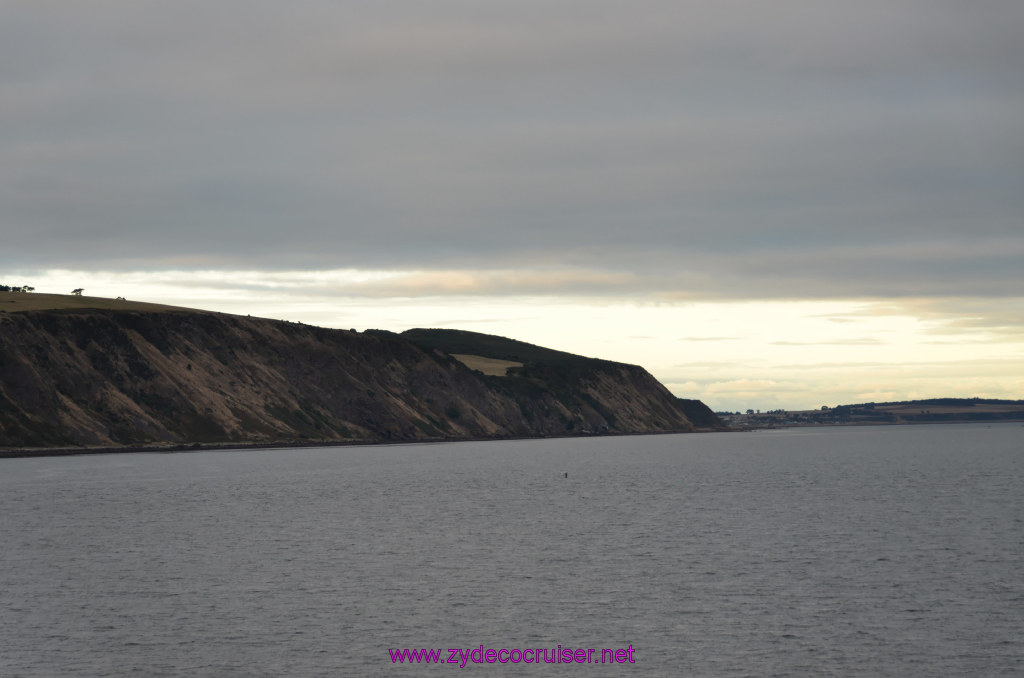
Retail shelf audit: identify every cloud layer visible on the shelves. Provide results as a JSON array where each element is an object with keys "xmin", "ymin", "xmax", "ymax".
[{"xmin": 3, "ymin": 1, "xmax": 1022, "ymax": 301}]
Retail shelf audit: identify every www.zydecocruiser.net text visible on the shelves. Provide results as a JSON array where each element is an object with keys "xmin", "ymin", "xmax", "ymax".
[{"xmin": 389, "ymin": 645, "xmax": 637, "ymax": 667}]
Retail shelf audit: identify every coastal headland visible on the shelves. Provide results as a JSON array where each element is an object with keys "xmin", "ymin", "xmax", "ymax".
[{"xmin": 0, "ymin": 292, "xmax": 722, "ymax": 455}]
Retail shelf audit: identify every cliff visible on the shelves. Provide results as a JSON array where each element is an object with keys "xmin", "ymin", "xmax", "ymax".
[{"xmin": 0, "ymin": 305, "xmax": 704, "ymax": 451}]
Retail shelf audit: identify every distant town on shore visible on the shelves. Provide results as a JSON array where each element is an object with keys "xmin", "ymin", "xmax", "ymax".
[{"xmin": 719, "ymin": 398, "xmax": 1024, "ymax": 429}]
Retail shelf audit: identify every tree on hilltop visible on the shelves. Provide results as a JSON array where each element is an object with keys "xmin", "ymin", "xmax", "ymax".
[{"xmin": 72, "ymin": 288, "xmax": 84, "ymax": 296}]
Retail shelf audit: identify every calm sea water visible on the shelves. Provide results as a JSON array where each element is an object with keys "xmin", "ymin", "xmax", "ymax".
[{"xmin": 1, "ymin": 423, "xmax": 1021, "ymax": 677}]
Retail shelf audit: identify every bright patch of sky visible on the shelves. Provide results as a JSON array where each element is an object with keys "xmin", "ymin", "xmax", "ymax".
[{"xmin": 20, "ymin": 269, "xmax": 1024, "ymax": 413}]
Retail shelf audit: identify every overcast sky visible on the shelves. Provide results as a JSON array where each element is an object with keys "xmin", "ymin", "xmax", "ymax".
[{"xmin": 3, "ymin": 1, "xmax": 1022, "ymax": 412}]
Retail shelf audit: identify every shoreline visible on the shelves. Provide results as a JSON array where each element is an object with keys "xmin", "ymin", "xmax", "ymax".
[
  {"xmin": 0, "ymin": 427, "xmax": 720, "ymax": 459},
  {"xmin": 4, "ymin": 419, "xmax": 1019, "ymax": 458}
]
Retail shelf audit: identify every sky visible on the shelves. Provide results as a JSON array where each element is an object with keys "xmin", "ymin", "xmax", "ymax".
[{"xmin": 2, "ymin": 0, "xmax": 1022, "ymax": 413}]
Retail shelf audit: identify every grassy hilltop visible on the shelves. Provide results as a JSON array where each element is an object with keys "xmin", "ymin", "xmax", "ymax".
[{"xmin": 0, "ymin": 291, "xmax": 192, "ymax": 314}]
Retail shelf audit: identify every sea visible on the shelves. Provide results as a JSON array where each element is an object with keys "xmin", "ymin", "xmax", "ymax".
[{"xmin": 1, "ymin": 423, "xmax": 1021, "ymax": 677}]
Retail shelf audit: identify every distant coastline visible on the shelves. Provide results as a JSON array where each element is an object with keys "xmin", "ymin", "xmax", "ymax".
[
  {"xmin": 3, "ymin": 401, "xmax": 1019, "ymax": 459},
  {"xmin": 721, "ymin": 398, "xmax": 1024, "ymax": 430}
]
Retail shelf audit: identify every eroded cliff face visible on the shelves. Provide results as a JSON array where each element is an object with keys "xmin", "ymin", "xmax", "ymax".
[{"xmin": 0, "ymin": 310, "xmax": 697, "ymax": 449}]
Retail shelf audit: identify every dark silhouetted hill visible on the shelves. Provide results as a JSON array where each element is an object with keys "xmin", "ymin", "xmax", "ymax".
[{"xmin": 0, "ymin": 301, "xmax": 709, "ymax": 452}]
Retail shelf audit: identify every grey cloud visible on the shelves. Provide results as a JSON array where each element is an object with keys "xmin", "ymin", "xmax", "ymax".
[{"xmin": 2, "ymin": 1, "xmax": 1022, "ymax": 301}]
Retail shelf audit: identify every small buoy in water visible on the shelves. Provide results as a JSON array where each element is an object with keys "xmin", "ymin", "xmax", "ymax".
[{"xmin": 564, "ymin": 472, "xmax": 568, "ymax": 478}]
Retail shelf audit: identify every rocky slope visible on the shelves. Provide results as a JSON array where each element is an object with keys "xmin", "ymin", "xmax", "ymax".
[{"xmin": 0, "ymin": 308, "xmax": 710, "ymax": 450}]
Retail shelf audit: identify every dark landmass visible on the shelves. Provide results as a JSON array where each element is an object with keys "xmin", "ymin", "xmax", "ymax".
[
  {"xmin": 402, "ymin": 328, "xmax": 727, "ymax": 433},
  {"xmin": 677, "ymin": 399, "xmax": 726, "ymax": 430},
  {"xmin": 0, "ymin": 296, "xmax": 721, "ymax": 455},
  {"xmin": 401, "ymin": 328, "xmax": 586, "ymax": 364},
  {"xmin": 722, "ymin": 398, "xmax": 1024, "ymax": 429}
]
